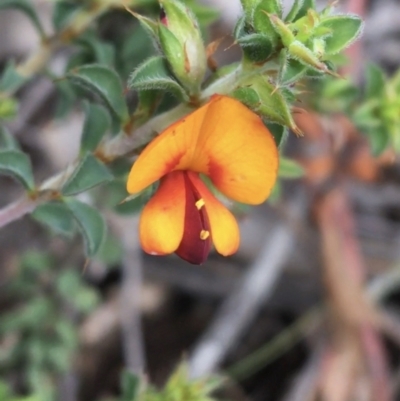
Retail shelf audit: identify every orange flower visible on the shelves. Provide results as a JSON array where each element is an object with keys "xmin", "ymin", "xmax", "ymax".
[{"xmin": 127, "ymin": 95, "xmax": 279, "ymax": 264}]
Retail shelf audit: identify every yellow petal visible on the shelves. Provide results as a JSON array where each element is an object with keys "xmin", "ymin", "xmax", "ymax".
[
  {"xmin": 139, "ymin": 171, "xmax": 185, "ymax": 255},
  {"xmin": 190, "ymin": 95, "xmax": 279, "ymax": 204},
  {"xmin": 188, "ymin": 172, "xmax": 240, "ymax": 256}
]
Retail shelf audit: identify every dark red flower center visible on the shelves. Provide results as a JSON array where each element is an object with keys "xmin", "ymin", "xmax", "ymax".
[{"xmin": 175, "ymin": 172, "xmax": 211, "ymax": 264}]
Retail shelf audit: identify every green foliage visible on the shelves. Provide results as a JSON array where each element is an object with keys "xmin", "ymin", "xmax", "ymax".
[
  {"xmin": 80, "ymin": 102, "xmax": 111, "ymax": 153},
  {"xmin": 61, "ymin": 153, "xmax": 113, "ymax": 195},
  {"xmin": 0, "ymin": 61, "xmax": 27, "ymax": 93},
  {"xmin": 0, "ymin": 149, "xmax": 35, "ymax": 190},
  {"xmin": 32, "ymin": 201, "xmax": 76, "ymax": 237},
  {"xmin": 278, "ymin": 157, "xmax": 304, "ymax": 178},
  {"xmin": 0, "ymin": 250, "xmax": 99, "ymax": 399},
  {"xmin": 66, "ymin": 64, "xmax": 129, "ymax": 124},
  {"xmin": 65, "ymin": 198, "xmax": 107, "ymax": 257},
  {"xmin": 120, "ymin": 364, "xmax": 223, "ymax": 401},
  {"xmin": 0, "ymin": 125, "xmax": 20, "ymax": 149},
  {"xmin": 129, "ymin": 56, "xmax": 187, "ymax": 100}
]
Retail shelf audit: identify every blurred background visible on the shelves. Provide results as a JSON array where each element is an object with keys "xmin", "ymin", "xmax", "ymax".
[{"xmin": 1, "ymin": 0, "xmax": 400, "ymax": 400}]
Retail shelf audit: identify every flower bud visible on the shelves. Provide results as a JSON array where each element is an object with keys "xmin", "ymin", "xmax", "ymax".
[{"xmin": 158, "ymin": 0, "xmax": 206, "ymax": 96}]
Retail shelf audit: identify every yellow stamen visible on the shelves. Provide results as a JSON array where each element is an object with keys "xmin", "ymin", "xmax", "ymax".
[
  {"xmin": 195, "ymin": 198, "xmax": 205, "ymax": 210},
  {"xmin": 200, "ymin": 230, "xmax": 210, "ymax": 240}
]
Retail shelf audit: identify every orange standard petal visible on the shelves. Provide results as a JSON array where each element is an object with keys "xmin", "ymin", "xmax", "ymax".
[{"xmin": 126, "ymin": 95, "xmax": 279, "ymax": 205}]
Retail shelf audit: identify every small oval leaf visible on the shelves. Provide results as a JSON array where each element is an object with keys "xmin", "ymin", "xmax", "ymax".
[
  {"xmin": 80, "ymin": 102, "xmax": 111, "ymax": 153},
  {"xmin": 62, "ymin": 153, "xmax": 113, "ymax": 196},
  {"xmin": 0, "ymin": 149, "xmax": 35, "ymax": 189},
  {"xmin": 65, "ymin": 199, "xmax": 106, "ymax": 257},
  {"xmin": 67, "ymin": 64, "xmax": 129, "ymax": 124},
  {"xmin": 32, "ymin": 201, "xmax": 76, "ymax": 237},
  {"xmin": 320, "ymin": 15, "xmax": 363, "ymax": 55}
]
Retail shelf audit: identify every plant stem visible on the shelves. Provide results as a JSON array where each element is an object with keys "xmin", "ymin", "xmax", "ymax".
[{"xmin": 0, "ymin": 197, "xmax": 38, "ymax": 229}]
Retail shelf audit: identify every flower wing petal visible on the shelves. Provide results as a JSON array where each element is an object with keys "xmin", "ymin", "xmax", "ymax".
[
  {"xmin": 189, "ymin": 172, "xmax": 240, "ymax": 256},
  {"xmin": 139, "ymin": 171, "xmax": 185, "ymax": 255},
  {"xmin": 126, "ymin": 106, "xmax": 208, "ymax": 194},
  {"xmin": 191, "ymin": 95, "xmax": 279, "ymax": 205}
]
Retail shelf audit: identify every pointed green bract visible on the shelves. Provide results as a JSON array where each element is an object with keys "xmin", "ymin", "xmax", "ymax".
[
  {"xmin": 67, "ymin": 64, "xmax": 129, "ymax": 124},
  {"xmin": 279, "ymin": 157, "xmax": 304, "ymax": 178},
  {"xmin": 0, "ymin": 149, "xmax": 35, "ymax": 190},
  {"xmin": 129, "ymin": 56, "xmax": 187, "ymax": 100},
  {"xmin": 65, "ymin": 199, "xmax": 106, "ymax": 257},
  {"xmin": 62, "ymin": 153, "xmax": 113, "ymax": 196},
  {"xmin": 234, "ymin": 76, "xmax": 297, "ymax": 130}
]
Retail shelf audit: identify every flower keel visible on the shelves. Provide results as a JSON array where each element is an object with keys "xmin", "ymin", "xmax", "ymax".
[{"xmin": 175, "ymin": 171, "xmax": 211, "ymax": 264}]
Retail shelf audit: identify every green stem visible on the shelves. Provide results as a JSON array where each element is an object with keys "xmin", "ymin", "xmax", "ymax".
[{"xmin": 226, "ymin": 307, "xmax": 322, "ymax": 381}]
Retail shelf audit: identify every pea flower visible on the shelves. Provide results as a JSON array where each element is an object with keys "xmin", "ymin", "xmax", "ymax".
[{"xmin": 127, "ymin": 95, "xmax": 278, "ymax": 264}]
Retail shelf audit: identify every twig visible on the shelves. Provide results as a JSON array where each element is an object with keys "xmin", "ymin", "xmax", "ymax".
[
  {"xmin": 188, "ymin": 193, "xmax": 306, "ymax": 378},
  {"xmin": 0, "ymin": 196, "xmax": 38, "ymax": 229},
  {"xmin": 115, "ymin": 215, "xmax": 145, "ymax": 375}
]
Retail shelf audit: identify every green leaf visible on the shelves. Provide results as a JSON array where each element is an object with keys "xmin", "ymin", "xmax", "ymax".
[
  {"xmin": 0, "ymin": 0, "xmax": 45, "ymax": 38},
  {"xmin": 253, "ymin": 0, "xmax": 281, "ymax": 41},
  {"xmin": 285, "ymin": 0, "xmax": 304, "ymax": 22},
  {"xmin": 57, "ymin": 270, "xmax": 99, "ymax": 313},
  {"xmin": 52, "ymin": 0, "xmax": 82, "ymax": 30},
  {"xmin": 0, "ymin": 125, "xmax": 20, "ymax": 150},
  {"xmin": 278, "ymin": 157, "xmax": 304, "ymax": 178},
  {"xmin": 0, "ymin": 149, "xmax": 34, "ymax": 189},
  {"xmin": 185, "ymin": 0, "xmax": 220, "ymax": 27},
  {"xmin": 236, "ymin": 75, "xmax": 298, "ymax": 131},
  {"xmin": 365, "ymin": 64, "xmax": 386, "ymax": 99},
  {"xmin": 121, "ymin": 371, "xmax": 140, "ymax": 401},
  {"xmin": 237, "ymin": 33, "xmax": 274, "ymax": 63},
  {"xmin": 67, "ymin": 64, "xmax": 129, "ymax": 124},
  {"xmin": 62, "ymin": 153, "xmax": 113, "ymax": 196},
  {"xmin": 0, "ymin": 61, "xmax": 27, "ymax": 93},
  {"xmin": 320, "ymin": 15, "xmax": 363, "ymax": 55},
  {"xmin": 232, "ymin": 86, "xmax": 261, "ymax": 109},
  {"xmin": 279, "ymin": 57, "xmax": 307, "ymax": 85},
  {"xmin": 65, "ymin": 199, "xmax": 106, "ymax": 257},
  {"xmin": 80, "ymin": 102, "xmax": 111, "ymax": 153},
  {"xmin": 0, "ymin": 97, "xmax": 18, "ymax": 120},
  {"xmin": 265, "ymin": 122, "xmax": 289, "ymax": 147},
  {"xmin": 293, "ymin": 0, "xmax": 315, "ymax": 20},
  {"xmin": 129, "ymin": 56, "xmax": 187, "ymax": 99},
  {"xmin": 54, "ymin": 78, "xmax": 77, "ymax": 118},
  {"xmin": 365, "ymin": 127, "xmax": 390, "ymax": 156},
  {"xmin": 77, "ymin": 32, "xmax": 116, "ymax": 66},
  {"xmin": 32, "ymin": 201, "xmax": 76, "ymax": 237}
]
